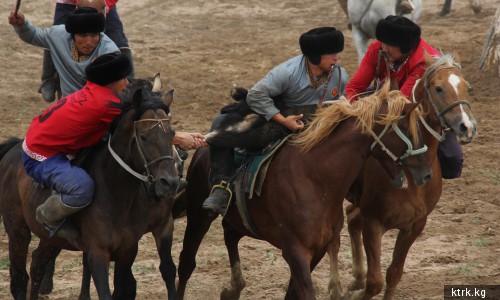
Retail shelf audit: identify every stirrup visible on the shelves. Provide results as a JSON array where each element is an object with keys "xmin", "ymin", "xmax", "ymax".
[{"xmin": 210, "ymin": 180, "xmax": 233, "ymax": 202}]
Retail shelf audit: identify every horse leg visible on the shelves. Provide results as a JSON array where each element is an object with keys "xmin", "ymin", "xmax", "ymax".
[
  {"xmin": 282, "ymin": 244, "xmax": 315, "ymax": 300},
  {"xmin": 345, "ymin": 204, "xmax": 366, "ymax": 291},
  {"xmin": 78, "ymin": 253, "xmax": 92, "ymax": 300},
  {"xmin": 383, "ymin": 218, "xmax": 427, "ymax": 300},
  {"xmin": 112, "ymin": 246, "xmax": 139, "ymax": 300},
  {"xmin": 344, "ymin": 217, "xmax": 384, "ymax": 300},
  {"xmin": 440, "ymin": 0, "xmax": 452, "ymax": 16},
  {"xmin": 220, "ymin": 220, "xmax": 246, "ymax": 300},
  {"xmin": 153, "ymin": 215, "xmax": 177, "ymax": 300},
  {"xmin": 3, "ymin": 212, "xmax": 32, "ymax": 299},
  {"xmin": 177, "ymin": 205, "xmax": 217, "ymax": 298},
  {"xmin": 87, "ymin": 250, "xmax": 113, "ymax": 300},
  {"xmin": 39, "ymin": 256, "xmax": 56, "ymax": 295},
  {"xmin": 327, "ymin": 230, "xmax": 342, "ymax": 300},
  {"xmin": 29, "ymin": 242, "xmax": 61, "ymax": 300},
  {"xmin": 351, "ymin": 27, "xmax": 370, "ymax": 64}
]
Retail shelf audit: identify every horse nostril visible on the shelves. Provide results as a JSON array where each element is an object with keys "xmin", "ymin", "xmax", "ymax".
[{"xmin": 459, "ymin": 123, "xmax": 468, "ymax": 133}]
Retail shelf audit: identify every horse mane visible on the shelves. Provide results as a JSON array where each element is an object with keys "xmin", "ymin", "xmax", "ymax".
[
  {"xmin": 423, "ymin": 53, "xmax": 461, "ymax": 81},
  {"xmin": 108, "ymin": 78, "xmax": 170, "ymax": 133},
  {"xmin": 292, "ymin": 81, "xmax": 420, "ymax": 152}
]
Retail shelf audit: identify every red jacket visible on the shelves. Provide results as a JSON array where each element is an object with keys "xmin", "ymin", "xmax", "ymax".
[
  {"xmin": 23, "ymin": 82, "xmax": 122, "ymax": 161},
  {"xmin": 346, "ymin": 39, "xmax": 440, "ymax": 101}
]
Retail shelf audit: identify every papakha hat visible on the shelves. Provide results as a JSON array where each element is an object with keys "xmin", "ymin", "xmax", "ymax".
[
  {"xmin": 299, "ymin": 27, "xmax": 344, "ymax": 65},
  {"xmin": 65, "ymin": 7, "xmax": 105, "ymax": 34},
  {"xmin": 375, "ymin": 15, "xmax": 421, "ymax": 53},
  {"xmin": 85, "ymin": 52, "xmax": 132, "ymax": 86}
]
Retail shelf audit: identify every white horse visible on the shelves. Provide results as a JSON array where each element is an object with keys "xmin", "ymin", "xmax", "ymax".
[{"xmin": 347, "ymin": 0, "xmax": 422, "ymax": 64}]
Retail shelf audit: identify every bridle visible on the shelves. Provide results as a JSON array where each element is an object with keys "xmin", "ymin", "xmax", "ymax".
[
  {"xmin": 108, "ymin": 118, "xmax": 176, "ymax": 185},
  {"xmin": 412, "ymin": 62, "xmax": 471, "ymax": 141},
  {"xmin": 368, "ymin": 115, "xmax": 428, "ymax": 165}
]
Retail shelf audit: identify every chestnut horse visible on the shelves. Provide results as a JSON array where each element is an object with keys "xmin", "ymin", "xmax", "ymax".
[
  {"xmin": 0, "ymin": 75, "xmax": 180, "ymax": 300},
  {"xmin": 327, "ymin": 52, "xmax": 477, "ymax": 299},
  {"xmin": 176, "ymin": 83, "xmax": 433, "ymax": 299}
]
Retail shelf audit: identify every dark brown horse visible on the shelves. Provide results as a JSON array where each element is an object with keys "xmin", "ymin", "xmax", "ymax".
[
  {"xmin": 0, "ymin": 75, "xmax": 180, "ymax": 300},
  {"xmin": 327, "ymin": 52, "xmax": 477, "ymax": 299},
  {"xmin": 176, "ymin": 83, "xmax": 433, "ymax": 299}
]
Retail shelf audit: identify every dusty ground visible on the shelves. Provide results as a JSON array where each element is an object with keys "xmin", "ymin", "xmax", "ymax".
[{"xmin": 0, "ymin": 0, "xmax": 499, "ymax": 299}]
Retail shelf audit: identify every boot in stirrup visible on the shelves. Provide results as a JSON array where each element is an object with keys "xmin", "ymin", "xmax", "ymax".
[{"xmin": 202, "ymin": 180, "xmax": 232, "ymax": 216}]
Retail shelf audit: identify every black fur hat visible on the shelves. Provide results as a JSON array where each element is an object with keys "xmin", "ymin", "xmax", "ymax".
[
  {"xmin": 85, "ymin": 52, "xmax": 132, "ymax": 86},
  {"xmin": 65, "ymin": 7, "xmax": 105, "ymax": 34},
  {"xmin": 299, "ymin": 27, "xmax": 344, "ymax": 65},
  {"xmin": 375, "ymin": 15, "xmax": 421, "ymax": 54}
]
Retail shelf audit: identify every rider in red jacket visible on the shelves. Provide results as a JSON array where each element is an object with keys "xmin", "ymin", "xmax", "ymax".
[
  {"xmin": 346, "ymin": 16, "xmax": 440, "ymax": 101},
  {"xmin": 346, "ymin": 15, "xmax": 463, "ymax": 180}
]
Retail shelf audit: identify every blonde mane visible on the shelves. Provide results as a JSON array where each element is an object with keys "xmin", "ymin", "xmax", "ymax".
[{"xmin": 292, "ymin": 82, "xmax": 420, "ymax": 152}]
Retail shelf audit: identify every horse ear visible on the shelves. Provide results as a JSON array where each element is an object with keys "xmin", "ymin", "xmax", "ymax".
[
  {"xmin": 132, "ymin": 88, "xmax": 143, "ymax": 108},
  {"xmin": 403, "ymin": 101, "xmax": 420, "ymax": 115},
  {"xmin": 164, "ymin": 89, "xmax": 174, "ymax": 107},
  {"xmin": 423, "ymin": 48, "xmax": 434, "ymax": 67},
  {"xmin": 152, "ymin": 73, "xmax": 162, "ymax": 92},
  {"xmin": 451, "ymin": 49, "xmax": 461, "ymax": 64}
]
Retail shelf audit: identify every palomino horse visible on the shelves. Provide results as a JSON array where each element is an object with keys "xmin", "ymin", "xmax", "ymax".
[
  {"xmin": 0, "ymin": 75, "xmax": 180, "ymax": 300},
  {"xmin": 176, "ymin": 83, "xmax": 433, "ymax": 299},
  {"xmin": 327, "ymin": 52, "xmax": 477, "ymax": 299},
  {"xmin": 346, "ymin": 0, "xmax": 422, "ymax": 64}
]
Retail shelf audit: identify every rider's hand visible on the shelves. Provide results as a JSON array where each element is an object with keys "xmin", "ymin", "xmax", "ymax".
[
  {"xmin": 8, "ymin": 11, "xmax": 25, "ymax": 26},
  {"xmin": 272, "ymin": 113, "xmax": 304, "ymax": 132},
  {"xmin": 173, "ymin": 131, "xmax": 207, "ymax": 150}
]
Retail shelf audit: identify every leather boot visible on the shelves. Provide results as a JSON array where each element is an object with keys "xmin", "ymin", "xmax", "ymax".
[
  {"xmin": 202, "ymin": 181, "xmax": 232, "ymax": 215},
  {"xmin": 399, "ymin": 0, "xmax": 414, "ymax": 14},
  {"xmin": 36, "ymin": 193, "xmax": 82, "ymax": 242},
  {"xmin": 39, "ymin": 50, "xmax": 59, "ymax": 102},
  {"xmin": 120, "ymin": 48, "xmax": 135, "ymax": 79}
]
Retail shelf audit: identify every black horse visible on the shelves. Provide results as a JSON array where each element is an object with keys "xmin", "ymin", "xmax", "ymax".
[{"xmin": 0, "ymin": 74, "xmax": 180, "ymax": 300}]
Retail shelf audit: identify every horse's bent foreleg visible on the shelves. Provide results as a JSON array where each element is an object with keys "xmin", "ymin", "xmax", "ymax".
[
  {"xmin": 29, "ymin": 242, "xmax": 61, "ymax": 300},
  {"xmin": 4, "ymin": 213, "xmax": 32, "ymax": 299},
  {"xmin": 220, "ymin": 220, "xmax": 246, "ymax": 300},
  {"xmin": 345, "ymin": 205, "xmax": 366, "ymax": 291},
  {"xmin": 282, "ymin": 243, "xmax": 315, "ymax": 300},
  {"xmin": 39, "ymin": 256, "xmax": 56, "ymax": 295},
  {"xmin": 87, "ymin": 250, "xmax": 113, "ymax": 300},
  {"xmin": 79, "ymin": 253, "xmax": 92, "ymax": 300},
  {"xmin": 177, "ymin": 204, "xmax": 217, "ymax": 299},
  {"xmin": 327, "ymin": 231, "xmax": 342, "ymax": 300},
  {"xmin": 153, "ymin": 215, "xmax": 177, "ymax": 300},
  {"xmin": 383, "ymin": 219, "xmax": 427, "ymax": 300},
  {"xmin": 112, "ymin": 246, "xmax": 138, "ymax": 300}
]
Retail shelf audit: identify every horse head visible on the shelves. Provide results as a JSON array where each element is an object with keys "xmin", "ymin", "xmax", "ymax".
[
  {"xmin": 364, "ymin": 83, "xmax": 432, "ymax": 188},
  {"xmin": 110, "ymin": 73, "xmax": 179, "ymax": 202},
  {"xmin": 415, "ymin": 50, "xmax": 477, "ymax": 144}
]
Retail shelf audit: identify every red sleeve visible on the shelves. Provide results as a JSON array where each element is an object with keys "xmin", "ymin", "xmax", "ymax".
[
  {"xmin": 106, "ymin": 0, "xmax": 118, "ymax": 9},
  {"xmin": 346, "ymin": 42, "xmax": 380, "ymax": 102},
  {"xmin": 399, "ymin": 63, "xmax": 426, "ymax": 99}
]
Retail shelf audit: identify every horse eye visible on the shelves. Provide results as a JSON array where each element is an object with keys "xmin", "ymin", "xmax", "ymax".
[
  {"xmin": 139, "ymin": 133, "xmax": 147, "ymax": 141},
  {"xmin": 435, "ymin": 86, "xmax": 443, "ymax": 93}
]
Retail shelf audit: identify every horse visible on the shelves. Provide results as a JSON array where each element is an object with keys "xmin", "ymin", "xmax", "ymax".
[
  {"xmin": 176, "ymin": 82, "xmax": 433, "ymax": 299},
  {"xmin": 326, "ymin": 52, "xmax": 477, "ymax": 299},
  {"xmin": 440, "ymin": 0, "xmax": 482, "ymax": 17},
  {"xmin": 0, "ymin": 74, "xmax": 181, "ymax": 300},
  {"xmin": 347, "ymin": 0, "xmax": 422, "ymax": 64}
]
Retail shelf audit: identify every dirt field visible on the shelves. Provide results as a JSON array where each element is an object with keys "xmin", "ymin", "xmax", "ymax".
[{"xmin": 0, "ymin": 0, "xmax": 499, "ymax": 299}]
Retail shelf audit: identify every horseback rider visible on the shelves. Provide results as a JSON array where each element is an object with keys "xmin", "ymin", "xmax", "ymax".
[
  {"xmin": 345, "ymin": 15, "xmax": 464, "ymax": 179},
  {"xmin": 9, "ymin": 7, "xmax": 119, "ymax": 98},
  {"xmin": 202, "ymin": 27, "xmax": 348, "ymax": 215},
  {"xmin": 22, "ymin": 52, "xmax": 132, "ymax": 241},
  {"xmin": 38, "ymin": 0, "xmax": 136, "ymax": 102}
]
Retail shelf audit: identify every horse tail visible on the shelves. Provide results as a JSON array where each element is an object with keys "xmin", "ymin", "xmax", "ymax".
[{"xmin": 0, "ymin": 137, "xmax": 22, "ymax": 161}]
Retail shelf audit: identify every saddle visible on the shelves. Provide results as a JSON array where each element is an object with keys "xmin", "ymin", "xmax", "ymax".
[{"xmin": 230, "ymin": 136, "xmax": 290, "ymax": 237}]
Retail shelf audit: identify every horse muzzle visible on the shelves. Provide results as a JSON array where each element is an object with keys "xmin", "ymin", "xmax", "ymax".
[{"xmin": 148, "ymin": 176, "xmax": 180, "ymax": 202}]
